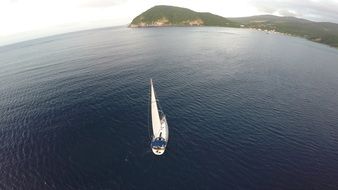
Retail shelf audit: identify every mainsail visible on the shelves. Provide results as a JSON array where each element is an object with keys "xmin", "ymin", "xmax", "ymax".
[{"xmin": 150, "ymin": 79, "xmax": 162, "ymax": 137}]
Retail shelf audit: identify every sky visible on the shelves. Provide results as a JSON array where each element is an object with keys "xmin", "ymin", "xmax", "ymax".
[{"xmin": 1, "ymin": 0, "xmax": 338, "ymax": 46}]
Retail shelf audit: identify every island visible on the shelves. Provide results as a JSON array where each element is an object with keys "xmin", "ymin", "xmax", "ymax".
[
  {"xmin": 130, "ymin": 5, "xmax": 338, "ymax": 48},
  {"xmin": 130, "ymin": 5, "xmax": 238, "ymax": 28}
]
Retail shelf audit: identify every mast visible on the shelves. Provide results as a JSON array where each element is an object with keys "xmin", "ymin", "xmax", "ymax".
[{"xmin": 150, "ymin": 79, "xmax": 162, "ymax": 138}]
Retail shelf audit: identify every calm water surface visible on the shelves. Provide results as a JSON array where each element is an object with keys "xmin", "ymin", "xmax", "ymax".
[{"xmin": 1, "ymin": 27, "xmax": 338, "ymax": 189}]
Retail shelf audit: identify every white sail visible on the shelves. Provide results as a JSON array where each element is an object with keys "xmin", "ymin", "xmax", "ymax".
[{"xmin": 150, "ymin": 79, "xmax": 162, "ymax": 138}]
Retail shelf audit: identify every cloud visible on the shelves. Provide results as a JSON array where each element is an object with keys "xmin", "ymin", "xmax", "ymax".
[
  {"xmin": 80, "ymin": 0, "xmax": 127, "ymax": 7},
  {"xmin": 277, "ymin": 9, "xmax": 298, "ymax": 17},
  {"xmin": 250, "ymin": 0, "xmax": 338, "ymax": 23}
]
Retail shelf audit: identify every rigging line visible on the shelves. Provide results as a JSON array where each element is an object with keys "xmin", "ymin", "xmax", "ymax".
[
  {"xmin": 155, "ymin": 87, "xmax": 164, "ymax": 113},
  {"xmin": 157, "ymin": 96, "xmax": 166, "ymax": 120},
  {"xmin": 155, "ymin": 86, "xmax": 166, "ymax": 117}
]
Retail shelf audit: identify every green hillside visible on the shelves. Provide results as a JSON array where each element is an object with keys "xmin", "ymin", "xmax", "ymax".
[
  {"xmin": 130, "ymin": 5, "xmax": 237, "ymax": 27},
  {"xmin": 229, "ymin": 15, "xmax": 338, "ymax": 47},
  {"xmin": 130, "ymin": 5, "xmax": 338, "ymax": 48}
]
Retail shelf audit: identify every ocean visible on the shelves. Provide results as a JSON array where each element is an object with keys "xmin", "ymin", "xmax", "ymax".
[{"xmin": 1, "ymin": 26, "xmax": 338, "ymax": 189}]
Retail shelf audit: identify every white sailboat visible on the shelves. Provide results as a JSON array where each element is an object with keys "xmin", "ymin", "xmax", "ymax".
[{"xmin": 150, "ymin": 79, "xmax": 169, "ymax": 155}]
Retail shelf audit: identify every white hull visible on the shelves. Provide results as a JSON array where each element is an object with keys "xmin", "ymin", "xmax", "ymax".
[{"xmin": 152, "ymin": 147, "xmax": 165, "ymax": 155}]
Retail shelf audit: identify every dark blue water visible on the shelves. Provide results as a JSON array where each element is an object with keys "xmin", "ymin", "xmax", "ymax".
[{"xmin": 1, "ymin": 26, "xmax": 338, "ymax": 189}]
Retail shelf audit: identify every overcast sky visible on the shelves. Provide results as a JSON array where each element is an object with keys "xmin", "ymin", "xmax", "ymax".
[{"xmin": 1, "ymin": 0, "xmax": 338, "ymax": 46}]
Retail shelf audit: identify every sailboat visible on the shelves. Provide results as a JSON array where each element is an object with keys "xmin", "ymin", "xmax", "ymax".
[{"xmin": 149, "ymin": 79, "xmax": 169, "ymax": 155}]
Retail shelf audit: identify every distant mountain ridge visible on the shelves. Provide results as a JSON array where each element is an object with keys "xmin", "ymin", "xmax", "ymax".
[
  {"xmin": 130, "ymin": 5, "xmax": 338, "ymax": 48},
  {"xmin": 228, "ymin": 15, "xmax": 338, "ymax": 47}
]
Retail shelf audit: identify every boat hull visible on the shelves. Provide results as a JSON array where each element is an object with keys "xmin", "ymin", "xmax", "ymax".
[{"xmin": 152, "ymin": 148, "xmax": 165, "ymax": 155}]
